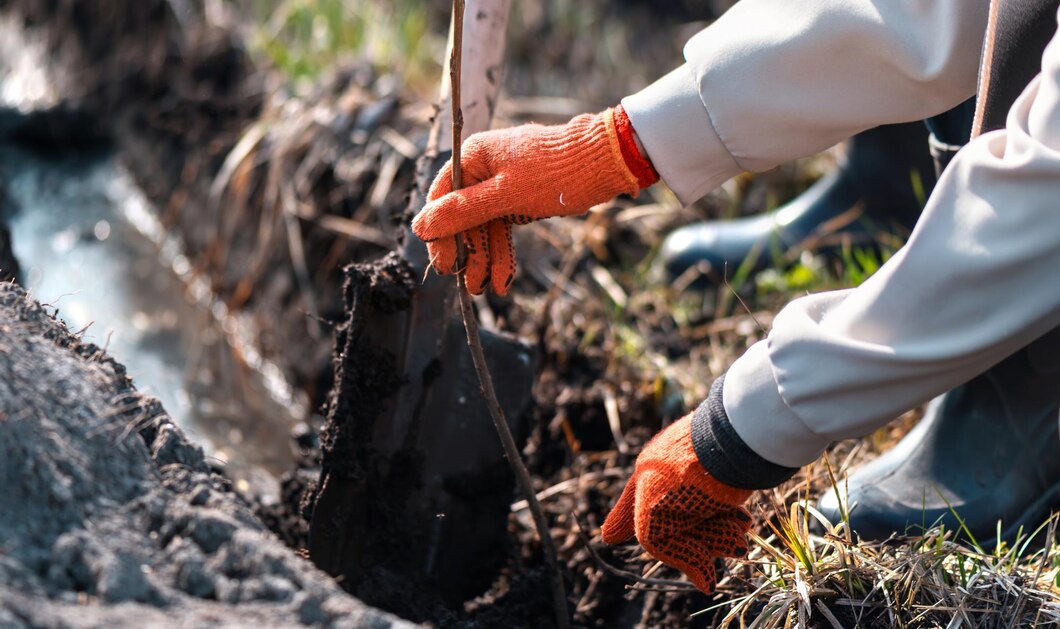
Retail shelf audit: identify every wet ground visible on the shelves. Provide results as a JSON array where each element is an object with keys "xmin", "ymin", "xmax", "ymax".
[
  {"xmin": 4, "ymin": 144, "xmax": 300, "ymax": 496},
  {"xmin": 0, "ymin": 9, "xmax": 305, "ymax": 497}
]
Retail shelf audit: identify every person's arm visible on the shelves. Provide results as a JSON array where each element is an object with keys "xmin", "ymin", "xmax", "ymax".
[
  {"xmin": 627, "ymin": 0, "xmax": 990, "ymax": 205},
  {"xmin": 721, "ymin": 9, "xmax": 1060, "ymax": 470},
  {"xmin": 414, "ymin": 1, "xmax": 990, "ymax": 294}
]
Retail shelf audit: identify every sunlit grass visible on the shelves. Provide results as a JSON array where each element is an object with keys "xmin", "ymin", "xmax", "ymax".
[
  {"xmin": 709, "ymin": 483, "xmax": 1060, "ymax": 627},
  {"xmin": 242, "ymin": 0, "xmax": 446, "ymax": 94},
  {"xmin": 755, "ymin": 245, "xmax": 892, "ymax": 300}
]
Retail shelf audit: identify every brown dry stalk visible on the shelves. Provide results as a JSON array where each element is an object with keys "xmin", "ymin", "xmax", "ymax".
[
  {"xmin": 446, "ymin": 1, "xmax": 570, "ymax": 626},
  {"xmin": 571, "ymin": 514, "xmax": 696, "ymax": 592}
]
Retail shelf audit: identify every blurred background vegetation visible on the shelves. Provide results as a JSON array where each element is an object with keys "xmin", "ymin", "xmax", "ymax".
[
  {"xmin": 235, "ymin": 0, "xmax": 734, "ymax": 105},
  {"xmin": 239, "ymin": 0, "xmax": 448, "ymax": 92}
]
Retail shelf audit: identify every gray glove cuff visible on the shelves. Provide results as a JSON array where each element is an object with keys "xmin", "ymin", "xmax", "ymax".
[{"xmin": 690, "ymin": 374, "xmax": 799, "ymax": 490}]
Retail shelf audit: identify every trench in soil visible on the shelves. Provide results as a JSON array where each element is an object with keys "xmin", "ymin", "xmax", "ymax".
[
  {"xmin": 0, "ymin": 11, "xmax": 307, "ymax": 500},
  {"xmin": 5, "ymin": 143, "xmax": 301, "ymax": 497}
]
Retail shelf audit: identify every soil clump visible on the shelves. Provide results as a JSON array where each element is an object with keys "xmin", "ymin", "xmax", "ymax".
[{"xmin": 0, "ymin": 282, "xmax": 412, "ymax": 628}]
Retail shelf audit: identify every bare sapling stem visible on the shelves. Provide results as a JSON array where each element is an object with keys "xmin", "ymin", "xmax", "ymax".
[
  {"xmin": 446, "ymin": 1, "xmax": 570, "ymax": 626},
  {"xmin": 449, "ymin": 0, "xmax": 464, "ymax": 209}
]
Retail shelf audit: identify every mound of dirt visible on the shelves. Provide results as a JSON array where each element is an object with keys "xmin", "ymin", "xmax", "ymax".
[{"xmin": 0, "ymin": 282, "xmax": 413, "ymax": 628}]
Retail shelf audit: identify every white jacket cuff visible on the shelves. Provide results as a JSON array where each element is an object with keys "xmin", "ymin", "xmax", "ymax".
[
  {"xmin": 723, "ymin": 341, "xmax": 830, "ymax": 467},
  {"xmin": 621, "ymin": 65, "xmax": 743, "ymax": 206}
]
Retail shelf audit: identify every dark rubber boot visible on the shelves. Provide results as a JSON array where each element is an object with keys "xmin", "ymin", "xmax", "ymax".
[
  {"xmin": 659, "ymin": 122, "xmax": 934, "ymax": 282},
  {"xmin": 817, "ymin": 327, "xmax": 1060, "ymax": 546}
]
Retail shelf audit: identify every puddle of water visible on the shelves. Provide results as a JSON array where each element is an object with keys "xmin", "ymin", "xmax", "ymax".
[{"xmin": 5, "ymin": 146, "xmax": 300, "ymax": 496}]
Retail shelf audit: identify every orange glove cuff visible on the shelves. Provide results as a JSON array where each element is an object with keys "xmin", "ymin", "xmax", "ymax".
[
  {"xmin": 604, "ymin": 414, "xmax": 753, "ymax": 520},
  {"xmin": 614, "ymin": 104, "xmax": 660, "ymax": 189}
]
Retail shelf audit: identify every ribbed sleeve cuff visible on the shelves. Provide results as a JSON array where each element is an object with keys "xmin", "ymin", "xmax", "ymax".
[
  {"xmin": 620, "ymin": 65, "xmax": 743, "ymax": 206},
  {"xmin": 691, "ymin": 375, "xmax": 799, "ymax": 490}
]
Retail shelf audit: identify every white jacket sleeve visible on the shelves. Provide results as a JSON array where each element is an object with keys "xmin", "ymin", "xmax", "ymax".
[
  {"xmin": 623, "ymin": 0, "xmax": 988, "ymax": 205},
  {"xmin": 724, "ymin": 12, "xmax": 1060, "ymax": 468}
]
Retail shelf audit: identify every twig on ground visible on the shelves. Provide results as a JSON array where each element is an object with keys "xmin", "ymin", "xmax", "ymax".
[
  {"xmin": 312, "ymin": 214, "xmax": 392, "ymax": 247},
  {"xmin": 533, "ymin": 210, "xmax": 602, "ymax": 346},
  {"xmin": 603, "ymin": 386, "xmax": 631, "ymax": 455},
  {"xmin": 510, "ymin": 467, "xmax": 629, "ymax": 513},
  {"xmin": 571, "ymin": 514, "xmax": 697, "ymax": 592},
  {"xmin": 721, "ymin": 262, "xmax": 765, "ymax": 335},
  {"xmin": 281, "ymin": 207, "xmax": 321, "ymax": 339},
  {"xmin": 446, "ymin": 2, "xmax": 570, "ymax": 626}
]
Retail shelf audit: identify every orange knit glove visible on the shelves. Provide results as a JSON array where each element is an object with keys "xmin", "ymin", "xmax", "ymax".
[
  {"xmin": 412, "ymin": 106, "xmax": 657, "ymax": 295},
  {"xmin": 601, "ymin": 414, "xmax": 754, "ymax": 594}
]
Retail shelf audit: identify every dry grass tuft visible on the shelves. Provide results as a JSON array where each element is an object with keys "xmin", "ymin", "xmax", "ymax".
[{"xmin": 709, "ymin": 487, "xmax": 1060, "ymax": 627}]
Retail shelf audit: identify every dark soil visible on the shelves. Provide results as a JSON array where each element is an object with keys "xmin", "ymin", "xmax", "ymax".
[
  {"xmin": 0, "ymin": 282, "xmax": 411, "ymax": 628},
  {"xmin": 305, "ymin": 252, "xmax": 543, "ymax": 623},
  {"xmin": 0, "ymin": 219, "xmax": 18, "ymax": 282}
]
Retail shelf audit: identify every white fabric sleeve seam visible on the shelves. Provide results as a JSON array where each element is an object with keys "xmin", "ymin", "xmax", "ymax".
[
  {"xmin": 622, "ymin": 65, "xmax": 750, "ymax": 205},
  {"xmin": 691, "ymin": 84, "xmax": 747, "ymax": 175},
  {"xmin": 765, "ymin": 334, "xmax": 828, "ymax": 440},
  {"xmin": 724, "ymin": 339, "xmax": 832, "ymax": 467}
]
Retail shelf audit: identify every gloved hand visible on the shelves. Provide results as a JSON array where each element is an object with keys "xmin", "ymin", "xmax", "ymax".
[
  {"xmin": 412, "ymin": 106, "xmax": 657, "ymax": 295},
  {"xmin": 601, "ymin": 413, "xmax": 754, "ymax": 594}
]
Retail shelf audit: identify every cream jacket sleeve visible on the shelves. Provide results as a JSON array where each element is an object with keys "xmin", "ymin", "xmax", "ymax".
[
  {"xmin": 624, "ymin": 1, "xmax": 1060, "ymax": 468},
  {"xmin": 623, "ymin": 0, "xmax": 988, "ymax": 206}
]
